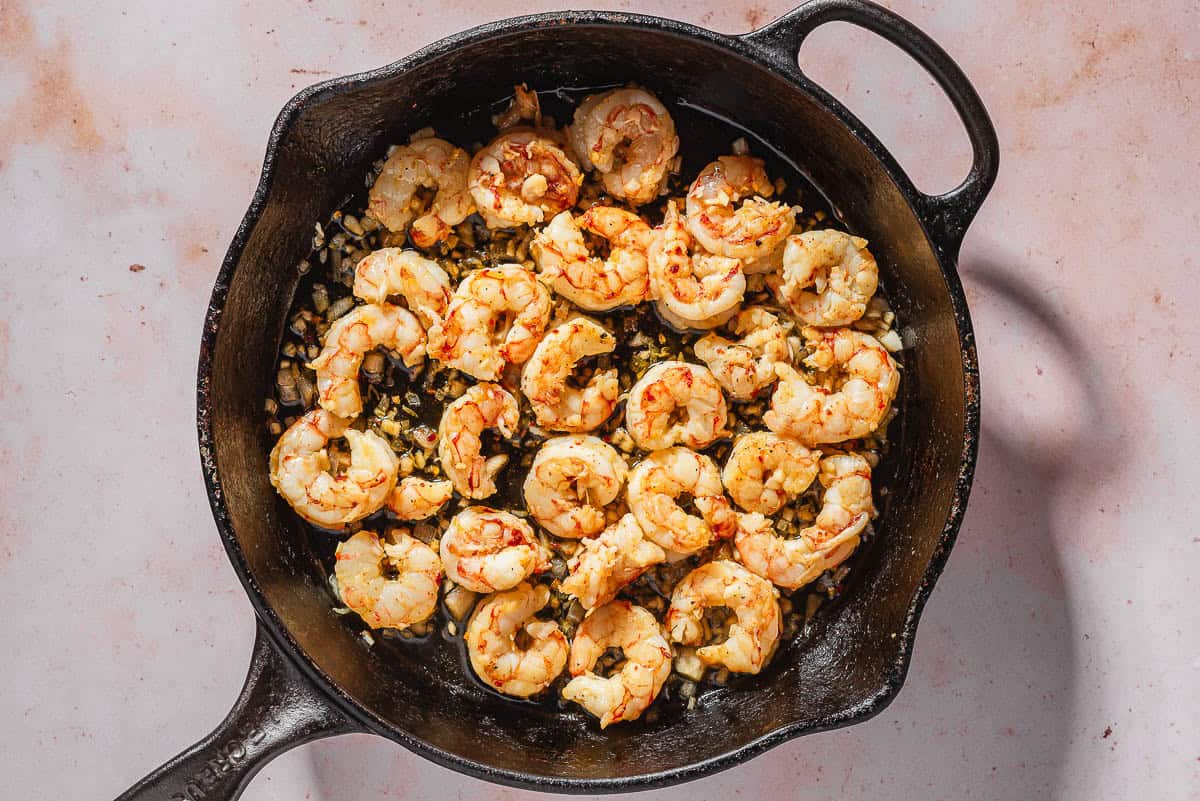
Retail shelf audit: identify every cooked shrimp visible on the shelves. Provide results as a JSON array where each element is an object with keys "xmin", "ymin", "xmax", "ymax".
[
  {"xmin": 649, "ymin": 201, "xmax": 746, "ymax": 323},
  {"xmin": 567, "ymin": 87, "xmax": 679, "ymax": 206},
  {"xmin": 386, "ymin": 477, "xmax": 453, "ymax": 521},
  {"xmin": 655, "ymin": 301, "xmax": 738, "ymax": 332},
  {"xmin": 465, "ymin": 582, "xmax": 567, "ymax": 697},
  {"xmin": 625, "ymin": 361, "xmax": 728, "ymax": 451},
  {"xmin": 440, "ymin": 506, "xmax": 549, "ymax": 593},
  {"xmin": 772, "ymin": 230, "xmax": 879, "ymax": 326},
  {"xmin": 532, "ymin": 207, "xmax": 652, "ymax": 311},
  {"xmin": 523, "ymin": 436, "xmax": 628, "ymax": 539},
  {"xmin": 734, "ymin": 453, "xmax": 874, "ymax": 589},
  {"xmin": 665, "ymin": 560, "xmax": 781, "ymax": 674},
  {"xmin": 685, "ymin": 156, "xmax": 795, "ymax": 261},
  {"xmin": 437, "ymin": 383, "xmax": 519, "ymax": 499},
  {"xmin": 269, "ymin": 409, "xmax": 398, "ymax": 529},
  {"xmin": 520, "ymin": 318, "xmax": 619, "ymax": 432},
  {"xmin": 469, "ymin": 129, "xmax": 583, "ymax": 228},
  {"xmin": 335, "ymin": 530, "xmax": 441, "ymax": 630},
  {"xmin": 427, "ymin": 265, "xmax": 551, "ymax": 381},
  {"xmin": 352, "ymin": 248, "xmax": 451, "ymax": 329},
  {"xmin": 626, "ymin": 447, "xmax": 736, "ymax": 555},
  {"xmin": 693, "ymin": 306, "xmax": 792, "ymax": 400},
  {"xmin": 561, "ymin": 601, "xmax": 672, "ymax": 727},
  {"xmin": 722, "ymin": 432, "xmax": 819, "ymax": 515},
  {"xmin": 743, "ymin": 240, "xmax": 786, "ymax": 275},
  {"xmin": 764, "ymin": 328, "xmax": 899, "ymax": 444},
  {"xmin": 367, "ymin": 137, "xmax": 473, "ymax": 247},
  {"xmin": 561, "ymin": 514, "xmax": 665, "ymax": 610},
  {"xmin": 308, "ymin": 303, "xmax": 425, "ymax": 419}
]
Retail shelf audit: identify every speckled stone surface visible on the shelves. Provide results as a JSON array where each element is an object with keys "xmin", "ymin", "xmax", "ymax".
[{"xmin": 1, "ymin": 1, "xmax": 1196, "ymax": 799}]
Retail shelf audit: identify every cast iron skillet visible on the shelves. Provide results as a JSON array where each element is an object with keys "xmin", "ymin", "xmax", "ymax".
[{"xmin": 116, "ymin": 1, "xmax": 997, "ymax": 797}]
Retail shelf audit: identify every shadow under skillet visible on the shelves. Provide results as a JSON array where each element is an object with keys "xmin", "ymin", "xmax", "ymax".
[{"xmin": 828, "ymin": 255, "xmax": 1121, "ymax": 801}]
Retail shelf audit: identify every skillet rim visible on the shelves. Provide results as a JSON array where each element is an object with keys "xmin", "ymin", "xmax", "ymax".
[{"xmin": 196, "ymin": 9, "xmax": 983, "ymax": 792}]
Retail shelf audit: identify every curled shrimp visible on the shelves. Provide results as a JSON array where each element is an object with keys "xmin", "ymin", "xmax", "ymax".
[
  {"xmin": 734, "ymin": 453, "xmax": 874, "ymax": 589},
  {"xmin": 665, "ymin": 560, "xmax": 781, "ymax": 674},
  {"xmin": 269, "ymin": 409, "xmax": 398, "ymax": 529},
  {"xmin": 561, "ymin": 601, "xmax": 672, "ymax": 727},
  {"xmin": 352, "ymin": 248, "xmax": 451, "ymax": 329},
  {"xmin": 722, "ymin": 432, "xmax": 820, "ymax": 515},
  {"xmin": 367, "ymin": 136, "xmax": 474, "ymax": 247},
  {"xmin": 335, "ymin": 530, "xmax": 441, "ymax": 630},
  {"xmin": 625, "ymin": 361, "xmax": 729, "ymax": 452},
  {"xmin": 649, "ymin": 201, "xmax": 746, "ymax": 323},
  {"xmin": 567, "ymin": 87, "xmax": 679, "ymax": 206},
  {"xmin": 427, "ymin": 265, "xmax": 551, "ymax": 381},
  {"xmin": 655, "ymin": 301, "xmax": 738, "ymax": 333},
  {"xmin": 440, "ymin": 506, "xmax": 550, "ymax": 593},
  {"xmin": 465, "ymin": 582, "xmax": 568, "ymax": 697},
  {"xmin": 469, "ymin": 129, "xmax": 583, "ymax": 228},
  {"xmin": 772, "ymin": 230, "xmax": 879, "ymax": 326},
  {"xmin": 522, "ymin": 436, "xmax": 628, "ymax": 539},
  {"xmin": 437, "ymin": 383, "xmax": 519, "ymax": 500},
  {"xmin": 308, "ymin": 303, "xmax": 426, "ymax": 419},
  {"xmin": 386, "ymin": 477, "xmax": 453, "ymax": 521},
  {"xmin": 561, "ymin": 514, "xmax": 665, "ymax": 610},
  {"xmin": 520, "ymin": 318, "xmax": 619, "ymax": 432},
  {"xmin": 626, "ymin": 446, "xmax": 736, "ymax": 555},
  {"xmin": 685, "ymin": 156, "xmax": 795, "ymax": 261},
  {"xmin": 764, "ymin": 327, "xmax": 899, "ymax": 444},
  {"xmin": 532, "ymin": 207, "xmax": 652, "ymax": 311},
  {"xmin": 693, "ymin": 306, "xmax": 792, "ymax": 400}
]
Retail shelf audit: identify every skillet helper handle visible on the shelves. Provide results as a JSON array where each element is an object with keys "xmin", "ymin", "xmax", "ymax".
[
  {"xmin": 744, "ymin": 0, "xmax": 999, "ymax": 259},
  {"xmin": 114, "ymin": 621, "xmax": 356, "ymax": 801}
]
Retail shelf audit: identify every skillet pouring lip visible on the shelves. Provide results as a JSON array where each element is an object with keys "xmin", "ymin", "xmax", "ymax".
[{"xmin": 196, "ymin": 8, "xmax": 984, "ymax": 792}]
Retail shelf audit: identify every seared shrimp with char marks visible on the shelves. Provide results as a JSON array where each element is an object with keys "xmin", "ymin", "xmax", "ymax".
[
  {"xmin": 269, "ymin": 409, "xmax": 398, "ymax": 528},
  {"xmin": 562, "ymin": 601, "xmax": 672, "ymax": 727},
  {"xmin": 532, "ymin": 207, "xmax": 652, "ymax": 311},
  {"xmin": 693, "ymin": 306, "xmax": 792, "ymax": 400},
  {"xmin": 335, "ymin": 530, "xmax": 441, "ymax": 630},
  {"xmin": 722, "ymin": 432, "xmax": 820, "ymax": 516},
  {"xmin": 523, "ymin": 436, "xmax": 628, "ymax": 539},
  {"xmin": 520, "ymin": 318, "xmax": 619, "ymax": 433},
  {"xmin": 567, "ymin": 87, "xmax": 679, "ymax": 206},
  {"xmin": 465, "ymin": 582, "xmax": 567, "ymax": 697},
  {"xmin": 469, "ymin": 129, "xmax": 583, "ymax": 229},
  {"xmin": 735, "ymin": 453, "xmax": 874, "ymax": 589},
  {"xmin": 309, "ymin": 302, "xmax": 426, "ymax": 419},
  {"xmin": 386, "ymin": 477, "xmax": 453, "ymax": 521},
  {"xmin": 764, "ymin": 327, "xmax": 899, "ymax": 445},
  {"xmin": 666, "ymin": 560, "xmax": 781, "ymax": 674},
  {"xmin": 367, "ymin": 136, "xmax": 473, "ymax": 247},
  {"xmin": 655, "ymin": 302, "xmax": 738, "ymax": 332},
  {"xmin": 441, "ymin": 506, "xmax": 550, "ymax": 593},
  {"xmin": 649, "ymin": 201, "xmax": 746, "ymax": 324},
  {"xmin": 561, "ymin": 514, "xmax": 665, "ymax": 610},
  {"xmin": 626, "ymin": 446, "xmax": 736, "ymax": 555},
  {"xmin": 353, "ymin": 248, "xmax": 451, "ymax": 329},
  {"xmin": 625, "ymin": 361, "xmax": 729, "ymax": 451},
  {"xmin": 437, "ymin": 383, "xmax": 519, "ymax": 500},
  {"xmin": 771, "ymin": 230, "xmax": 879, "ymax": 326},
  {"xmin": 427, "ymin": 265, "xmax": 551, "ymax": 381},
  {"xmin": 686, "ymin": 155, "xmax": 795, "ymax": 261}
]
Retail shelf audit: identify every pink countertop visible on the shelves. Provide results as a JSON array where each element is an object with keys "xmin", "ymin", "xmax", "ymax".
[{"xmin": 1, "ymin": 1, "xmax": 1196, "ymax": 798}]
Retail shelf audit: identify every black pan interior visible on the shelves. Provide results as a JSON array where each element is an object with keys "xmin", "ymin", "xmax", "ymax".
[{"xmin": 206, "ymin": 21, "xmax": 967, "ymax": 785}]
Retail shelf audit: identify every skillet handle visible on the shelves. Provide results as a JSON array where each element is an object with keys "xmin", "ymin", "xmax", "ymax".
[
  {"xmin": 114, "ymin": 620, "xmax": 358, "ymax": 801},
  {"xmin": 743, "ymin": 0, "xmax": 999, "ymax": 259}
]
